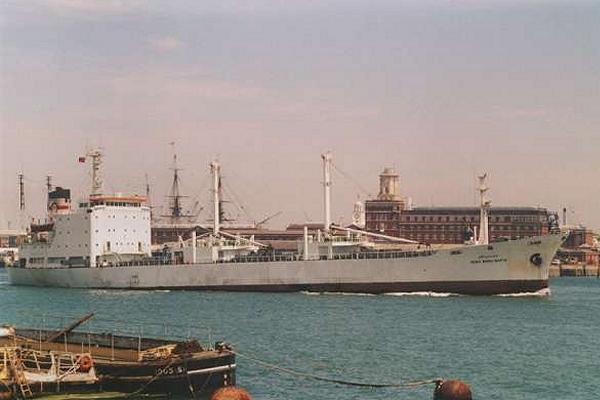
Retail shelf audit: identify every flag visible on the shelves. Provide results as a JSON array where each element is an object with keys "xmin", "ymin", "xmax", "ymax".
[{"xmin": 78, "ymin": 156, "xmax": 86, "ymax": 163}]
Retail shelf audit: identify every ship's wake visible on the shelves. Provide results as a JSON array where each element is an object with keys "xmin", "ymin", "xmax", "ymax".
[
  {"xmin": 301, "ymin": 291, "xmax": 376, "ymax": 297},
  {"xmin": 301, "ymin": 291, "xmax": 459, "ymax": 297},
  {"xmin": 301, "ymin": 289, "xmax": 550, "ymax": 298},
  {"xmin": 384, "ymin": 291, "xmax": 462, "ymax": 297},
  {"xmin": 89, "ymin": 289, "xmax": 171, "ymax": 295},
  {"xmin": 495, "ymin": 288, "xmax": 551, "ymax": 297}
]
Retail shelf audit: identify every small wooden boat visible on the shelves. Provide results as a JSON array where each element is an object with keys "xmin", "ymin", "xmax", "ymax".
[
  {"xmin": 0, "ymin": 317, "xmax": 236, "ymax": 398},
  {"xmin": 1, "ymin": 345, "xmax": 98, "ymax": 397}
]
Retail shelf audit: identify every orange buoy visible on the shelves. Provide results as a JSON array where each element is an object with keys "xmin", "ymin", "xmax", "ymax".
[
  {"xmin": 433, "ymin": 380, "xmax": 472, "ymax": 400},
  {"xmin": 211, "ymin": 387, "xmax": 252, "ymax": 400}
]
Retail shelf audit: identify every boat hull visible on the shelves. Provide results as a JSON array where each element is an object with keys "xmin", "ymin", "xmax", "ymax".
[
  {"xmin": 8, "ymin": 234, "xmax": 564, "ymax": 295},
  {"xmin": 2, "ymin": 329, "xmax": 236, "ymax": 398},
  {"xmin": 96, "ymin": 353, "xmax": 236, "ymax": 396}
]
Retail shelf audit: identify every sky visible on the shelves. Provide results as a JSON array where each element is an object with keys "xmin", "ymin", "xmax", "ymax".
[{"xmin": 1, "ymin": 0, "xmax": 599, "ymax": 230}]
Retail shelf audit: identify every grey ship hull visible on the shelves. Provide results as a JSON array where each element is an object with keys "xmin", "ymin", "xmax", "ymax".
[{"xmin": 8, "ymin": 234, "xmax": 563, "ymax": 295}]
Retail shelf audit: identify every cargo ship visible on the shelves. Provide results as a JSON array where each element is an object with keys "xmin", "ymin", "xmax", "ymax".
[{"xmin": 7, "ymin": 150, "xmax": 565, "ymax": 295}]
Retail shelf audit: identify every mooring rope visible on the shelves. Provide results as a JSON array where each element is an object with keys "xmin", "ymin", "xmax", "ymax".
[
  {"xmin": 234, "ymin": 351, "xmax": 442, "ymax": 389},
  {"xmin": 125, "ymin": 357, "xmax": 178, "ymax": 398}
]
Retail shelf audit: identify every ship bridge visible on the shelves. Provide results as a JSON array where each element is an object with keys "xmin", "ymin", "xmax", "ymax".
[{"xmin": 80, "ymin": 194, "xmax": 147, "ymax": 209}]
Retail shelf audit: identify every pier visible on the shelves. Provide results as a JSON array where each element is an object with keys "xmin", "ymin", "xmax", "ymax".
[{"xmin": 550, "ymin": 264, "xmax": 600, "ymax": 278}]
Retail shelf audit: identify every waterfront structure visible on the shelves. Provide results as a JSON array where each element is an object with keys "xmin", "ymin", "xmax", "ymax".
[
  {"xmin": 364, "ymin": 168, "xmax": 405, "ymax": 236},
  {"xmin": 0, "ymin": 229, "xmax": 25, "ymax": 267},
  {"xmin": 364, "ymin": 169, "xmax": 557, "ymax": 244},
  {"xmin": 0, "ymin": 230, "xmax": 22, "ymax": 249},
  {"xmin": 556, "ymin": 226, "xmax": 599, "ymax": 267},
  {"xmin": 396, "ymin": 207, "xmax": 556, "ymax": 244},
  {"xmin": 8, "ymin": 151, "xmax": 564, "ymax": 295},
  {"xmin": 562, "ymin": 227, "xmax": 597, "ymax": 249}
]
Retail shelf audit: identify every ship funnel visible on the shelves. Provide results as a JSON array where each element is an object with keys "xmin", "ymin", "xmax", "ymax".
[{"xmin": 48, "ymin": 187, "xmax": 71, "ymax": 217}]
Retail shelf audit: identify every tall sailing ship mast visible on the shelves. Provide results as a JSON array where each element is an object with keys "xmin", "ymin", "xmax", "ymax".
[{"xmin": 161, "ymin": 144, "xmax": 199, "ymax": 225}]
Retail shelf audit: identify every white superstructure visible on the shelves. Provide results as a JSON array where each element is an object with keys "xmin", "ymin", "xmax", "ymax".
[
  {"xmin": 20, "ymin": 194, "xmax": 151, "ymax": 269},
  {"xmin": 19, "ymin": 150, "xmax": 151, "ymax": 269}
]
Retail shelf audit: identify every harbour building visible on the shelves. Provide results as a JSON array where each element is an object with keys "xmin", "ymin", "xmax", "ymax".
[
  {"xmin": 365, "ymin": 168, "xmax": 558, "ymax": 244},
  {"xmin": 364, "ymin": 168, "xmax": 405, "ymax": 237}
]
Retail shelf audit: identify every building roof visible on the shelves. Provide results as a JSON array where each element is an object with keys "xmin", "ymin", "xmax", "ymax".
[
  {"xmin": 0, "ymin": 230, "xmax": 26, "ymax": 236},
  {"xmin": 405, "ymin": 206, "xmax": 550, "ymax": 214},
  {"xmin": 286, "ymin": 223, "xmax": 325, "ymax": 231}
]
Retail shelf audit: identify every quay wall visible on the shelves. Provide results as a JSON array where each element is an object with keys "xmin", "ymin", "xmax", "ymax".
[{"xmin": 549, "ymin": 264, "xmax": 600, "ymax": 278}]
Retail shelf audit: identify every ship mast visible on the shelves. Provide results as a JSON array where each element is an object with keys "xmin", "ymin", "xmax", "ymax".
[
  {"xmin": 18, "ymin": 173, "xmax": 25, "ymax": 212},
  {"xmin": 162, "ymin": 143, "xmax": 198, "ymax": 224},
  {"xmin": 46, "ymin": 175, "xmax": 53, "ymax": 194},
  {"xmin": 322, "ymin": 151, "xmax": 332, "ymax": 235},
  {"xmin": 168, "ymin": 147, "xmax": 183, "ymax": 222},
  {"xmin": 145, "ymin": 173, "xmax": 153, "ymax": 220},
  {"xmin": 87, "ymin": 149, "xmax": 103, "ymax": 196},
  {"xmin": 477, "ymin": 173, "xmax": 491, "ymax": 245},
  {"xmin": 211, "ymin": 160, "xmax": 221, "ymax": 236},
  {"xmin": 18, "ymin": 173, "xmax": 25, "ymax": 231}
]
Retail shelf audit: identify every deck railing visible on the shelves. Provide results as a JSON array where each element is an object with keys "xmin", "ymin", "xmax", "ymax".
[
  {"xmin": 6, "ymin": 313, "xmax": 218, "ymax": 361},
  {"xmin": 96, "ymin": 248, "xmax": 437, "ymax": 268}
]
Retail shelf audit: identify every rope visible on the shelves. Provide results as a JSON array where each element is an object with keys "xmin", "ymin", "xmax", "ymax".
[
  {"xmin": 234, "ymin": 351, "xmax": 441, "ymax": 389},
  {"xmin": 331, "ymin": 163, "xmax": 372, "ymax": 198},
  {"xmin": 125, "ymin": 357, "xmax": 178, "ymax": 398},
  {"xmin": 222, "ymin": 181, "xmax": 254, "ymax": 222}
]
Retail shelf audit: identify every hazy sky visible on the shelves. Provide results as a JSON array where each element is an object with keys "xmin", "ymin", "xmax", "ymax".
[{"xmin": 1, "ymin": 0, "xmax": 599, "ymax": 230}]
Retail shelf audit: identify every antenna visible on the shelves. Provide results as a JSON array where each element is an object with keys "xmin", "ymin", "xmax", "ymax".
[
  {"xmin": 145, "ymin": 173, "xmax": 153, "ymax": 218},
  {"xmin": 145, "ymin": 173, "xmax": 151, "ymax": 201},
  {"xmin": 46, "ymin": 175, "xmax": 53, "ymax": 193}
]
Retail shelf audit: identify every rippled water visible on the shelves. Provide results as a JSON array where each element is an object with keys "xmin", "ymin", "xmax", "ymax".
[{"xmin": 1, "ymin": 270, "xmax": 599, "ymax": 399}]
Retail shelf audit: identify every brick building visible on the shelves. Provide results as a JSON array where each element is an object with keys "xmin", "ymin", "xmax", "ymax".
[
  {"xmin": 556, "ymin": 227, "xmax": 599, "ymax": 266},
  {"xmin": 396, "ymin": 207, "xmax": 556, "ymax": 244},
  {"xmin": 364, "ymin": 167, "xmax": 405, "ymax": 236},
  {"xmin": 562, "ymin": 227, "xmax": 597, "ymax": 249},
  {"xmin": 364, "ymin": 168, "xmax": 558, "ymax": 244}
]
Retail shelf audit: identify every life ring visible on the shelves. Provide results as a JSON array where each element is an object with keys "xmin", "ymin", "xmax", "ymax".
[
  {"xmin": 77, "ymin": 354, "xmax": 94, "ymax": 372},
  {"xmin": 530, "ymin": 253, "xmax": 543, "ymax": 267}
]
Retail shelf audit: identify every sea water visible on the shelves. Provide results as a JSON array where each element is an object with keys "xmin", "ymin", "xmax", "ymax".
[{"xmin": 1, "ymin": 271, "xmax": 598, "ymax": 399}]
